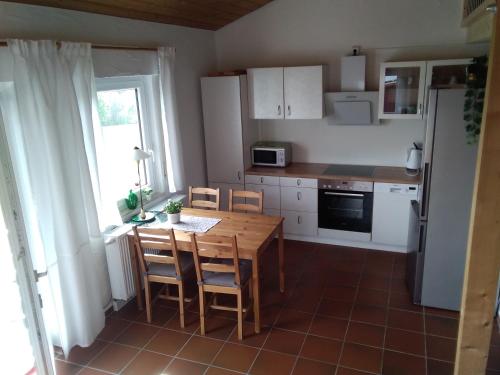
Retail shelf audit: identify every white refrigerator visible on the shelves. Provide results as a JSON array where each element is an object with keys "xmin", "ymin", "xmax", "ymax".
[{"xmin": 407, "ymin": 89, "xmax": 478, "ymax": 311}]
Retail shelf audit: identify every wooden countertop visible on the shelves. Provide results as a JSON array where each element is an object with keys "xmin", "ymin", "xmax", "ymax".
[{"xmin": 246, "ymin": 162, "xmax": 421, "ymax": 184}]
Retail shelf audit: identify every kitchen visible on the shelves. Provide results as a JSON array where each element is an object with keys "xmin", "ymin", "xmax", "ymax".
[
  {"xmin": 1, "ymin": 1, "xmax": 498, "ymax": 374},
  {"xmin": 201, "ymin": 55, "xmax": 479, "ymax": 312}
]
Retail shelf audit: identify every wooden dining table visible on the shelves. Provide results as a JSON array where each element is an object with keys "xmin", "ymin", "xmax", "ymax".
[{"xmin": 127, "ymin": 207, "xmax": 285, "ymax": 333}]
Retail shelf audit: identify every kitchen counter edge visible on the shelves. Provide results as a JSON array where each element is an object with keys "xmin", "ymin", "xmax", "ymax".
[{"xmin": 245, "ymin": 163, "xmax": 421, "ymax": 185}]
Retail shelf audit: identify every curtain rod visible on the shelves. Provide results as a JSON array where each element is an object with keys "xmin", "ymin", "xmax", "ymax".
[{"xmin": 0, "ymin": 40, "xmax": 158, "ymax": 51}]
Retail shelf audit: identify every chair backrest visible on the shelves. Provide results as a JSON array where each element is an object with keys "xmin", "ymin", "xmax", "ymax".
[
  {"xmin": 229, "ymin": 189, "xmax": 264, "ymax": 214},
  {"xmin": 190, "ymin": 233, "xmax": 242, "ymax": 286},
  {"xmin": 132, "ymin": 226, "xmax": 181, "ymax": 277},
  {"xmin": 188, "ymin": 186, "xmax": 220, "ymax": 210}
]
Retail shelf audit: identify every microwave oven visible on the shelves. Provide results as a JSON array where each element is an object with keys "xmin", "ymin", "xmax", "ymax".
[{"xmin": 251, "ymin": 141, "xmax": 292, "ymax": 167}]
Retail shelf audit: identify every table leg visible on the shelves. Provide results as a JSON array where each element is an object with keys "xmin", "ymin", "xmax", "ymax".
[
  {"xmin": 278, "ymin": 222, "xmax": 285, "ymax": 293},
  {"xmin": 252, "ymin": 254, "xmax": 261, "ymax": 334},
  {"xmin": 128, "ymin": 236, "xmax": 143, "ymax": 310}
]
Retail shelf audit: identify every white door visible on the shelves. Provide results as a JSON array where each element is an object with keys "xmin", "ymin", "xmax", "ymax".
[
  {"xmin": 209, "ymin": 182, "xmax": 245, "ymax": 211},
  {"xmin": 201, "ymin": 76, "xmax": 245, "ymax": 184},
  {"xmin": 247, "ymin": 67, "xmax": 284, "ymax": 119},
  {"xmin": 284, "ymin": 66, "xmax": 324, "ymax": 119},
  {"xmin": 0, "ymin": 125, "xmax": 53, "ymax": 374}
]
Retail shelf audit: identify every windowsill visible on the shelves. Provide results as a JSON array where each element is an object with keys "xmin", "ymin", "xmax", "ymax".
[{"xmin": 118, "ymin": 192, "xmax": 186, "ymax": 224}]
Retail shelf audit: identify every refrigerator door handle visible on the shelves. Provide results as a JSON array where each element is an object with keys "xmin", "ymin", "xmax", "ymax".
[
  {"xmin": 420, "ymin": 162, "xmax": 430, "ymax": 219},
  {"xmin": 418, "ymin": 221, "xmax": 427, "ymax": 254}
]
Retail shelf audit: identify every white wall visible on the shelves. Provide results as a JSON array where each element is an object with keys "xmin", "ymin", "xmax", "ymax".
[
  {"xmin": 215, "ymin": 0, "xmax": 489, "ymax": 166},
  {"xmin": 0, "ymin": 1, "xmax": 217, "ymax": 187}
]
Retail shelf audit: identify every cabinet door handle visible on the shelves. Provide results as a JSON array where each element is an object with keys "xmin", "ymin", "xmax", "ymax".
[
  {"xmin": 288, "ymin": 105, "xmax": 291, "ymax": 116},
  {"xmin": 297, "ymin": 191, "xmax": 302, "ymax": 200},
  {"xmin": 297, "ymin": 178, "xmax": 301, "ymax": 186},
  {"xmin": 260, "ymin": 177, "xmax": 264, "ymax": 183},
  {"xmin": 418, "ymin": 103, "xmax": 423, "ymax": 114},
  {"xmin": 277, "ymin": 105, "xmax": 281, "ymax": 116},
  {"xmin": 237, "ymin": 171, "xmax": 241, "ymax": 181},
  {"xmin": 297, "ymin": 215, "xmax": 302, "ymax": 224}
]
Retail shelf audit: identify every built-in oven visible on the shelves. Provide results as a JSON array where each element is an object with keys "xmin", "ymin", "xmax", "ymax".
[{"xmin": 318, "ymin": 179, "xmax": 374, "ymax": 234}]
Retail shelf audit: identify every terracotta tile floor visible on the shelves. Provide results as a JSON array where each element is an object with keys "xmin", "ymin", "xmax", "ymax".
[{"xmin": 54, "ymin": 239, "xmax": 500, "ymax": 375}]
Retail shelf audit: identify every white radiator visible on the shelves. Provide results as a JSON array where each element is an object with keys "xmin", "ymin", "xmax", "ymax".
[{"xmin": 104, "ymin": 225, "xmax": 136, "ymax": 310}]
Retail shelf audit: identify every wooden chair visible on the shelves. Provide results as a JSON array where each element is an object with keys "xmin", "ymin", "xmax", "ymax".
[
  {"xmin": 190, "ymin": 233, "xmax": 253, "ymax": 340},
  {"xmin": 229, "ymin": 189, "xmax": 264, "ymax": 214},
  {"xmin": 188, "ymin": 186, "xmax": 220, "ymax": 210},
  {"xmin": 132, "ymin": 226, "xmax": 194, "ymax": 327}
]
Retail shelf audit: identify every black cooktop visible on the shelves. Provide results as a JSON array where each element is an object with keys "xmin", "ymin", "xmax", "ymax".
[{"xmin": 322, "ymin": 164, "xmax": 376, "ymax": 178}]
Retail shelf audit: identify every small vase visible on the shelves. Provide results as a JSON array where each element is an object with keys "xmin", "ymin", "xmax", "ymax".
[{"xmin": 168, "ymin": 212, "xmax": 180, "ymax": 224}]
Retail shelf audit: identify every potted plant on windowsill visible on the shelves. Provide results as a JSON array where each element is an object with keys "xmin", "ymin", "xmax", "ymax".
[{"xmin": 164, "ymin": 199, "xmax": 183, "ymax": 224}]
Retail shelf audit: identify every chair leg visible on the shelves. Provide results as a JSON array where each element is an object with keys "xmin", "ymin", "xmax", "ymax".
[
  {"xmin": 198, "ymin": 287, "xmax": 206, "ymax": 336},
  {"xmin": 178, "ymin": 283, "xmax": 185, "ymax": 328},
  {"xmin": 237, "ymin": 290, "xmax": 243, "ymax": 340},
  {"xmin": 144, "ymin": 278, "xmax": 152, "ymax": 323}
]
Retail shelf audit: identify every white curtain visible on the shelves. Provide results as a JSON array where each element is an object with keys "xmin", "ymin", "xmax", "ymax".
[
  {"xmin": 158, "ymin": 47, "xmax": 185, "ymax": 192},
  {"xmin": 5, "ymin": 39, "xmax": 109, "ymax": 356}
]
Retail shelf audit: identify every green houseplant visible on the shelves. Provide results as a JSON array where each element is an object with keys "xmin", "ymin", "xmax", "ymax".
[
  {"xmin": 464, "ymin": 55, "xmax": 488, "ymax": 144},
  {"xmin": 164, "ymin": 199, "xmax": 183, "ymax": 224}
]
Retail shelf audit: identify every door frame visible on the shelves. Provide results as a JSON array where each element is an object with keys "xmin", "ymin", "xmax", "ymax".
[
  {"xmin": 455, "ymin": 9, "xmax": 500, "ymax": 375},
  {"xmin": 0, "ymin": 110, "xmax": 53, "ymax": 375}
]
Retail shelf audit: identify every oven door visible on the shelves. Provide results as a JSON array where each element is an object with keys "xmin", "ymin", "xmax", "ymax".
[
  {"xmin": 318, "ymin": 189, "xmax": 373, "ymax": 232},
  {"xmin": 252, "ymin": 148, "xmax": 278, "ymax": 166}
]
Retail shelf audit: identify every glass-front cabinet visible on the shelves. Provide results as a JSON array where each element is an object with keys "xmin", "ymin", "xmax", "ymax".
[{"xmin": 378, "ymin": 61, "xmax": 427, "ymax": 119}]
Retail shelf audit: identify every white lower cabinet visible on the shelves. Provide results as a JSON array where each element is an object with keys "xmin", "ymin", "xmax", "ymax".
[
  {"xmin": 208, "ymin": 182, "xmax": 244, "ymax": 211},
  {"xmin": 245, "ymin": 183, "xmax": 281, "ymax": 210},
  {"xmin": 372, "ymin": 183, "xmax": 419, "ymax": 248},
  {"xmin": 280, "ymin": 186, "xmax": 317, "ymax": 212},
  {"xmin": 282, "ymin": 210, "xmax": 318, "ymax": 236}
]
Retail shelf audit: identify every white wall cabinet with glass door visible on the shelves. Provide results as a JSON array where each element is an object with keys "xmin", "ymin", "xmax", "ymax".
[
  {"xmin": 247, "ymin": 66, "xmax": 324, "ymax": 120},
  {"xmin": 378, "ymin": 61, "xmax": 427, "ymax": 119},
  {"xmin": 201, "ymin": 75, "xmax": 258, "ymax": 207},
  {"xmin": 379, "ymin": 59, "xmax": 472, "ymax": 120}
]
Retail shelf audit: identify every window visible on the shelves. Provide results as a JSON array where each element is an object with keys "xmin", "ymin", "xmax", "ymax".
[
  {"xmin": 97, "ymin": 87, "xmax": 148, "ymax": 194},
  {"xmin": 95, "ymin": 76, "xmax": 168, "ymax": 221}
]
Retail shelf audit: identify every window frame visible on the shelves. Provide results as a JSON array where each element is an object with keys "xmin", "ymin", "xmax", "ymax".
[{"xmin": 95, "ymin": 75, "xmax": 169, "ymax": 219}]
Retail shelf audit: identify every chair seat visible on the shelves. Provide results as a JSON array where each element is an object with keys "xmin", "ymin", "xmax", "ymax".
[
  {"xmin": 202, "ymin": 259, "xmax": 252, "ymax": 287},
  {"xmin": 147, "ymin": 252, "xmax": 194, "ymax": 278}
]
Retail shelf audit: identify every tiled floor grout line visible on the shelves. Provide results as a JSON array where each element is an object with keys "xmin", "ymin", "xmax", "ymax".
[
  {"xmin": 288, "ymin": 247, "xmax": 329, "ymax": 375},
  {"xmin": 379, "ymin": 258, "xmax": 396, "ymax": 374},
  {"xmin": 333, "ymin": 252, "xmax": 365, "ymax": 375},
  {"xmin": 423, "ymin": 302, "xmax": 429, "ymax": 375},
  {"xmin": 69, "ymin": 318, "xmax": 134, "ymax": 375},
  {"xmin": 202, "ymin": 309, "xmax": 239, "ymax": 375},
  {"xmin": 245, "ymin": 250, "xmax": 307, "ymax": 375}
]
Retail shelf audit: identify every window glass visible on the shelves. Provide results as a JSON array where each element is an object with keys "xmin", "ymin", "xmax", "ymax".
[{"xmin": 96, "ymin": 88, "xmax": 147, "ymax": 199}]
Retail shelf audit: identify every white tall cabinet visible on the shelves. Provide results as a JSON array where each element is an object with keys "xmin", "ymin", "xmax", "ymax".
[{"xmin": 200, "ymin": 75, "xmax": 258, "ymax": 210}]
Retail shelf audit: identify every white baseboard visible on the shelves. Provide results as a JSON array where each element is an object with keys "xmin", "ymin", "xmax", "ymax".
[{"xmin": 283, "ymin": 234, "xmax": 408, "ymax": 253}]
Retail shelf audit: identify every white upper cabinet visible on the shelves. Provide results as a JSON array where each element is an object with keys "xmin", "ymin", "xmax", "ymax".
[
  {"xmin": 247, "ymin": 67, "xmax": 284, "ymax": 119},
  {"xmin": 378, "ymin": 61, "xmax": 427, "ymax": 120},
  {"xmin": 284, "ymin": 66, "xmax": 324, "ymax": 119},
  {"xmin": 201, "ymin": 76, "xmax": 247, "ymax": 184},
  {"xmin": 247, "ymin": 66, "xmax": 323, "ymax": 120}
]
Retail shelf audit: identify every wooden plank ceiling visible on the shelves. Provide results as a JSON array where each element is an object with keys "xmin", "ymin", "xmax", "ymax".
[{"xmin": 6, "ymin": 0, "xmax": 273, "ymax": 30}]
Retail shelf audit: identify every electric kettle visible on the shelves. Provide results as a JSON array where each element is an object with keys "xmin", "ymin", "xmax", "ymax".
[{"xmin": 406, "ymin": 143, "xmax": 422, "ymax": 172}]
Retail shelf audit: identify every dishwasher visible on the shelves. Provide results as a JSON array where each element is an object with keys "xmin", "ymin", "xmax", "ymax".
[{"xmin": 371, "ymin": 183, "xmax": 419, "ymax": 247}]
